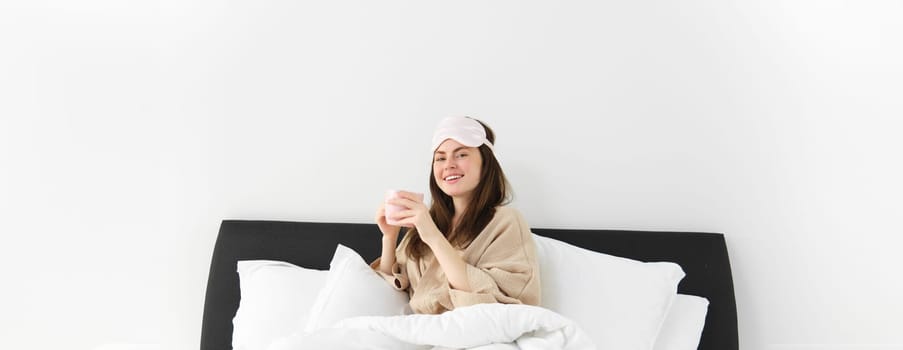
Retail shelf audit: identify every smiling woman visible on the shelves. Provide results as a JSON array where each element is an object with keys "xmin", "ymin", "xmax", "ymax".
[
  {"xmin": 433, "ymin": 140, "xmax": 482, "ymax": 199},
  {"xmin": 370, "ymin": 116, "xmax": 541, "ymax": 315}
]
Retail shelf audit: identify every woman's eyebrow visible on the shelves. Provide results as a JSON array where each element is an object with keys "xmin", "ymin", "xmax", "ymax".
[{"xmin": 434, "ymin": 147, "xmax": 468, "ymax": 155}]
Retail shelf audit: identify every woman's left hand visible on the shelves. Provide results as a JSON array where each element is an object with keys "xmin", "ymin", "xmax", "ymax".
[{"xmin": 387, "ymin": 191, "xmax": 442, "ymax": 243}]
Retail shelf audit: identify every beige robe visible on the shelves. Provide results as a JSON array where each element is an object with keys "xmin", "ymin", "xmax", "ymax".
[{"xmin": 371, "ymin": 206, "xmax": 541, "ymax": 314}]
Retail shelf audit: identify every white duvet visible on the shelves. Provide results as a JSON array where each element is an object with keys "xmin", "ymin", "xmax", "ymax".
[{"xmin": 266, "ymin": 303, "xmax": 596, "ymax": 350}]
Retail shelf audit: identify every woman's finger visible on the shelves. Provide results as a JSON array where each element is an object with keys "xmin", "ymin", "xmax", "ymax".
[
  {"xmin": 387, "ymin": 197, "xmax": 418, "ymax": 208},
  {"xmin": 395, "ymin": 209, "xmax": 421, "ymax": 220},
  {"xmin": 396, "ymin": 191, "xmax": 424, "ymax": 203}
]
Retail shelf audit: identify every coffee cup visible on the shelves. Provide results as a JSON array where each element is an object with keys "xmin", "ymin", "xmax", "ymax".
[{"xmin": 384, "ymin": 190, "xmax": 424, "ymax": 227}]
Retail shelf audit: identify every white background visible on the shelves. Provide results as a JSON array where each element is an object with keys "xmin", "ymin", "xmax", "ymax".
[{"xmin": 1, "ymin": 1, "xmax": 901, "ymax": 350}]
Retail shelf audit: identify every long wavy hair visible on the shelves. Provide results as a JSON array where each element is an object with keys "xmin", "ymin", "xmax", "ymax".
[{"xmin": 403, "ymin": 118, "xmax": 512, "ymax": 260}]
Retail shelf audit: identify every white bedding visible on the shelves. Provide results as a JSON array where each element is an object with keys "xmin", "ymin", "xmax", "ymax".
[{"xmin": 266, "ymin": 303, "xmax": 596, "ymax": 350}]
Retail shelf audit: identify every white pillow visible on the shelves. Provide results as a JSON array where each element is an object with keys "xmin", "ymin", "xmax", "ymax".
[
  {"xmin": 304, "ymin": 244, "xmax": 410, "ymax": 331},
  {"xmin": 653, "ymin": 294, "xmax": 709, "ymax": 350},
  {"xmin": 232, "ymin": 260, "xmax": 327, "ymax": 350},
  {"xmin": 533, "ymin": 234, "xmax": 686, "ymax": 350}
]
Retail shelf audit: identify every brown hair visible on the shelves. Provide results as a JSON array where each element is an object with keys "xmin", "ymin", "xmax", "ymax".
[{"xmin": 404, "ymin": 119, "xmax": 512, "ymax": 259}]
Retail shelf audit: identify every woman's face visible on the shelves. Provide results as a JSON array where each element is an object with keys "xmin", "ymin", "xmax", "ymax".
[{"xmin": 433, "ymin": 139, "xmax": 483, "ymax": 201}]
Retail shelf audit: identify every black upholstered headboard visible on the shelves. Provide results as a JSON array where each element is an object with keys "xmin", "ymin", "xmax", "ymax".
[{"xmin": 200, "ymin": 220, "xmax": 738, "ymax": 350}]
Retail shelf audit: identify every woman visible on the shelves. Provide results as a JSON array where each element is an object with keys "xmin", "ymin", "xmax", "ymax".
[{"xmin": 371, "ymin": 116, "xmax": 540, "ymax": 314}]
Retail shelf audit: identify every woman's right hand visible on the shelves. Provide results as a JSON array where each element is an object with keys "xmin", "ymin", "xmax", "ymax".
[{"xmin": 375, "ymin": 203, "xmax": 401, "ymax": 238}]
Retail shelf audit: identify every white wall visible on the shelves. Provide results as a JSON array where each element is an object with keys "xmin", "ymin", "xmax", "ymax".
[{"xmin": 1, "ymin": 1, "xmax": 901, "ymax": 349}]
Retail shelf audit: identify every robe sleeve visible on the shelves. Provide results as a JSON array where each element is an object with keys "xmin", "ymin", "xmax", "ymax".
[
  {"xmin": 370, "ymin": 257, "xmax": 409, "ymax": 291},
  {"xmin": 446, "ymin": 209, "xmax": 541, "ymax": 309}
]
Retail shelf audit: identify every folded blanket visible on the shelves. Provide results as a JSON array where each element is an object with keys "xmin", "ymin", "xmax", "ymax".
[{"xmin": 268, "ymin": 304, "xmax": 596, "ymax": 350}]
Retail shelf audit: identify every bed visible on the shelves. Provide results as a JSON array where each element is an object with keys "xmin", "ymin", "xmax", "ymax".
[{"xmin": 200, "ymin": 220, "xmax": 738, "ymax": 350}]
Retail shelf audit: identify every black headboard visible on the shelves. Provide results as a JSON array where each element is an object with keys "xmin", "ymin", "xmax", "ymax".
[{"xmin": 200, "ymin": 220, "xmax": 738, "ymax": 350}]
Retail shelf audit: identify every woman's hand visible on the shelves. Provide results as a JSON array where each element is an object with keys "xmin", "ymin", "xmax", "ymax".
[
  {"xmin": 389, "ymin": 192, "xmax": 471, "ymax": 291},
  {"xmin": 375, "ymin": 203, "xmax": 401, "ymax": 239},
  {"xmin": 375, "ymin": 203, "xmax": 402, "ymax": 277},
  {"xmin": 389, "ymin": 192, "xmax": 470, "ymax": 291},
  {"xmin": 386, "ymin": 191, "xmax": 443, "ymax": 244}
]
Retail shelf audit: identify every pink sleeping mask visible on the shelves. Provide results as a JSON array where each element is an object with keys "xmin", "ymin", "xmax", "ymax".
[{"xmin": 431, "ymin": 116, "xmax": 495, "ymax": 153}]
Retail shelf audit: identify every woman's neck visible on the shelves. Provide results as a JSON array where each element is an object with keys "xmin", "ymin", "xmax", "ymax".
[
  {"xmin": 450, "ymin": 197, "xmax": 469, "ymax": 233},
  {"xmin": 452, "ymin": 194, "xmax": 470, "ymax": 215}
]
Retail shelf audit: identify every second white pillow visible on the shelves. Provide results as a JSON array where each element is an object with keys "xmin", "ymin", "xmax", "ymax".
[
  {"xmin": 304, "ymin": 244, "xmax": 410, "ymax": 332},
  {"xmin": 533, "ymin": 234, "xmax": 686, "ymax": 350},
  {"xmin": 233, "ymin": 260, "xmax": 327, "ymax": 350},
  {"xmin": 653, "ymin": 294, "xmax": 709, "ymax": 350}
]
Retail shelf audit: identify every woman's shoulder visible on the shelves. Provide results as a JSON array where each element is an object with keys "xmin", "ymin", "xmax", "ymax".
[
  {"xmin": 466, "ymin": 206, "xmax": 531, "ymax": 251},
  {"xmin": 493, "ymin": 205, "xmax": 525, "ymax": 220},
  {"xmin": 487, "ymin": 206, "xmax": 530, "ymax": 232}
]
